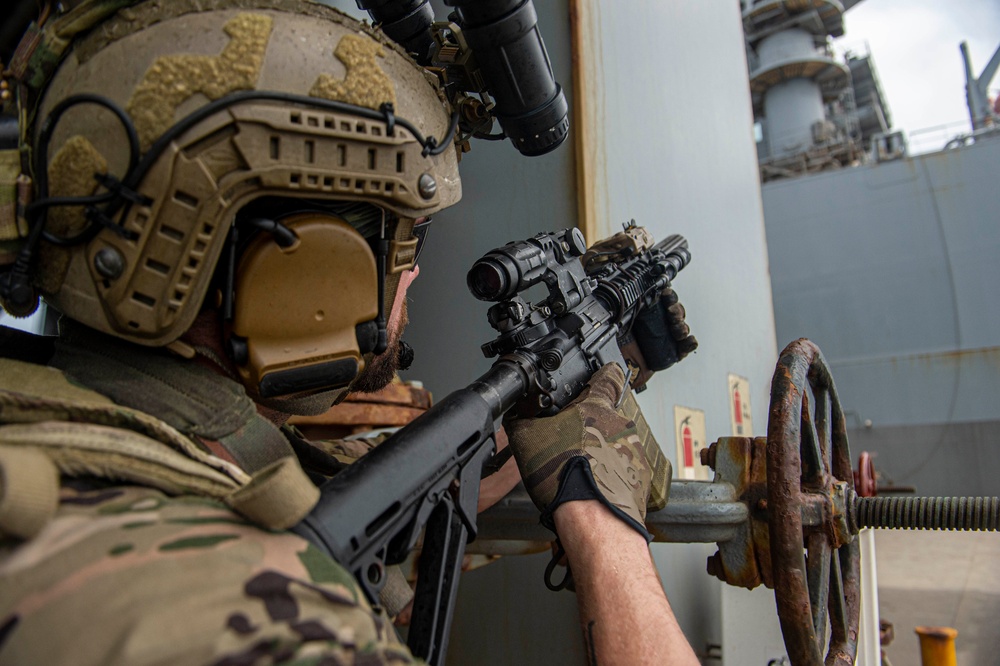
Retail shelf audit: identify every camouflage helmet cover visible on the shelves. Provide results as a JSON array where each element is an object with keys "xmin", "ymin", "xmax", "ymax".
[{"xmin": 30, "ymin": 0, "xmax": 460, "ymax": 346}]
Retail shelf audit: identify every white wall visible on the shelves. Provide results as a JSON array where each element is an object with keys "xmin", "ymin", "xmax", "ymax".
[{"xmin": 570, "ymin": 4, "xmax": 784, "ymax": 663}]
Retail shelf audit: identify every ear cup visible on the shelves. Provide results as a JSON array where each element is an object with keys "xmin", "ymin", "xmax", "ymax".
[{"xmin": 230, "ymin": 213, "xmax": 379, "ymax": 397}]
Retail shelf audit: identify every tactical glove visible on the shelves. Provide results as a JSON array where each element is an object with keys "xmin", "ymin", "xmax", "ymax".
[
  {"xmin": 506, "ymin": 363, "xmax": 671, "ymax": 540},
  {"xmin": 631, "ymin": 285, "xmax": 698, "ymax": 373},
  {"xmin": 661, "ymin": 286, "xmax": 698, "ymax": 361}
]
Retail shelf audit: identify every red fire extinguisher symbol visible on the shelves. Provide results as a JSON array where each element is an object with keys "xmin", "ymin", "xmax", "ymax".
[
  {"xmin": 733, "ymin": 384, "xmax": 743, "ymax": 435},
  {"xmin": 681, "ymin": 417, "xmax": 693, "ymax": 467}
]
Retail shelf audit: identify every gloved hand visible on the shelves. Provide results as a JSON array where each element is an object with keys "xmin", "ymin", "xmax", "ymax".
[
  {"xmin": 505, "ymin": 363, "xmax": 671, "ymax": 540},
  {"xmin": 661, "ymin": 286, "xmax": 698, "ymax": 362},
  {"xmin": 630, "ymin": 286, "xmax": 698, "ymax": 375}
]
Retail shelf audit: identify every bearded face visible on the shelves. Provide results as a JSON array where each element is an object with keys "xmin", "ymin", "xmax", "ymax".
[{"xmin": 350, "ymin": 287, "xmax": 410, "ymax": 394}]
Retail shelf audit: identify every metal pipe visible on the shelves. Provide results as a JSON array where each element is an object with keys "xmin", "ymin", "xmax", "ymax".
[
  {"xmin": 475, "ymin": 480, "xmax": 749, "ymax": 545},
  {"xmin": 857, "ymin": 529, "xmax": 881, "ymax": 666},
  {"xmin": 478, "ymin": 483, "xmax": 1000, "ymax": 553}
]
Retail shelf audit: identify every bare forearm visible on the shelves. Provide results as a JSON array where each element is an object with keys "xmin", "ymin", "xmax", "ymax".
[{"xmin": 553, "ymin": 500, "xmax": 699, "ymax": 666}]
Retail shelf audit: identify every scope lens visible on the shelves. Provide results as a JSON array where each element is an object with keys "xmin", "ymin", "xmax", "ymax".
[
  {"xmin": 449, "ymin": 0, "xmax": 569, "ymax": 156},
  {"xmin": 468, "ymin": 261, "xmax": 508, "ymax": 301}
]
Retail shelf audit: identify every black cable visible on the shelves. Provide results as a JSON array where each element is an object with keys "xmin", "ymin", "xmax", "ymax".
[
  {"xmin": 472, "ymin": 131, "xmax": 506, "ymax": 141},
  {"xmin": 4, "ymin": 90, "xmax": 458, "ymax": 311},
  {"xmin": 126, "ymin": 90, "xmax": 459, "ymax": 194},
  {"xmin": 2, "ymin": 94, "xmax": 140, "ymax": 311},
  {"xmin": 30, "ymin": 91, "xmax": 458, "ymax": 244},
  {"xmin": 422, "ymin": 109, "xmax": 460, "ymax": 156},
  {"xmin": 30, "ymin": 94, "xmax": 142, "ymax": 247},
  {"xmin": 381, "ymin": 102, "xmax": 396, "ymax": 136},
  {"xmin": 34, "ymin": 93, "xmax": 141, "ymax": 192},
  {"xmin": 244, "ymin": 217, "xmax": 299, "ymax": 248}
]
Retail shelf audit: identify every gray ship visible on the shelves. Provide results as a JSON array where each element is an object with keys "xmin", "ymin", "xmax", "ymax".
[
  {"xmin": 745, "ymin": 1, "xmax": 1000, "ymax": 663},
  {"xmin": 745, "ymin": 0, "xmax": 1000, "ymax": 500}
]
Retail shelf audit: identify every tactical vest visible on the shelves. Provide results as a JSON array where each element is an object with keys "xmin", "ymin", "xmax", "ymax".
[
  {"xmin": 0, "ymin": 355, "xmax": 319, "ymax": 540},
  {"xmin": 0, "ymin": 320, "xmax": 421, "ymax": 617}
]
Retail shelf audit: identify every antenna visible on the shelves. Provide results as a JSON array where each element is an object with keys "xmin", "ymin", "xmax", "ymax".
[{"xmin": 961, "ymin": 40, "xmax": 1000, "ymax": 131}]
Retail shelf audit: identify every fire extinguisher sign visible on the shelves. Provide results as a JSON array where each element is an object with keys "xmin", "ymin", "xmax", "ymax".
[
  {"xmin": 728, "ymin": 373, "xmax": 753, "ymax": 437},
  {"xmin": 673, "ymin": 405, "xmax": 708, "ymax": 480}
]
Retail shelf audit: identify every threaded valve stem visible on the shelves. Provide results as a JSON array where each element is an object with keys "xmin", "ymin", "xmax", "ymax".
[{"xmin": 853, "ymin": 496, "xmax": 1000, "ymax": 532}]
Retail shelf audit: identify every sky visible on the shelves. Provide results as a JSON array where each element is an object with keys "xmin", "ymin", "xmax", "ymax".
[{"xmin": 838, "ymin": 0, "xmax": 1000, "ymax": 153}]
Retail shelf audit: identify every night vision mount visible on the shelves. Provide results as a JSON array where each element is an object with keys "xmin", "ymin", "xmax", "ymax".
[{"xmin": 357, "ymin": 0, "xmax": 569, "ymax": 157}]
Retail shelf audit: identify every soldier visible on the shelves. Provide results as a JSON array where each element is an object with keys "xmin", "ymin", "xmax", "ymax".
[{"xmin": 0, "ymin": 1, "xmax": 698, "ymax": 664}]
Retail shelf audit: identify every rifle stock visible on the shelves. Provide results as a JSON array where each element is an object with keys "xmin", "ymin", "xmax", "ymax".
[{"xmin": 293, "ymin": 361, "xmax": 528, "ymax": 664}]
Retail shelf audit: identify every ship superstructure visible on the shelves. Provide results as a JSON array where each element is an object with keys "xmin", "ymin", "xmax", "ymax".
[
  {"xmin": 743, "ymin": 0, "xmax": 902, "ymax": 179},
  {"xmin": 746, "ymin": 0, "xmax": 1000, "ymax": 498}
]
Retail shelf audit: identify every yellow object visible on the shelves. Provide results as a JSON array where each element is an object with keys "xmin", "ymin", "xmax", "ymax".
[{"xmin": 915, "ymin": 626, "xmax": 958, "ymax": 666}]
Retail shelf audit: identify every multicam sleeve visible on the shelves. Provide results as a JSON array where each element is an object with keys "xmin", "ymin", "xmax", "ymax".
[{"xmin": 0, "ymin": 482, "xmax": 419, "ymax": 665}]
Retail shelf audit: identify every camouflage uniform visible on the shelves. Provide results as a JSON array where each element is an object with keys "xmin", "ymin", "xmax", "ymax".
[
  {"xmin": 0, "ymin": 326, "xmax": 417, "ymax": 665},
  {"xmin": 0, "ymin": 2, "xmax": 456, "ymax": 660}
]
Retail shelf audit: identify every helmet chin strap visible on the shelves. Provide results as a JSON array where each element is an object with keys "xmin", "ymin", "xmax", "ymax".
[{"xmin": 377, "ymin": 213, "xmax": 414, "ymax": 356}]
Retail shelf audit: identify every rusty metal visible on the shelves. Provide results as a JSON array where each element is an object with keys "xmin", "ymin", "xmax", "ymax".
[
  {"xmin": 748, "ymin": 436, "xmax": 775, "ymax": 589},
  {"xmin": 703, "ymin": 437, "xmax": 756, "ymax": 588},
  {"xmin": 699, "ymin": 444, "xmax": 717, "ymax": 469},
  {"xmin": 854, "ymin": 451, "xmax": 876, "ymax": 498},
  {"xmin": 700, "ymin": 436, "xmax": 773, "ymax": 589},
  {"xmin": 847, "ymin": 451, "xmax": 1000, "ymax": 532},
  {"xmin": 472, "ymin": 338, "xmax": 1000, "ymax": 666},
  {"xmin": 766, "ymin": 338, "xmax": 860, "ymax": 666}
]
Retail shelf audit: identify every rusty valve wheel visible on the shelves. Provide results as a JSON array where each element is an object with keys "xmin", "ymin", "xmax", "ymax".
[{"xmin": 767, "ymin": 339, "xmax": 860, "ymax": 666}]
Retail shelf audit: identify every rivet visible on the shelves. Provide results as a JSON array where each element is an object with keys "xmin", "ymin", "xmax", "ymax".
[
  {"xmin": 94, "ymin": 247, "xmax": 125, "ymax": 280},
  {"xmin": 418, "ymin": 173, "xmax": 437, "ymax": 200}
]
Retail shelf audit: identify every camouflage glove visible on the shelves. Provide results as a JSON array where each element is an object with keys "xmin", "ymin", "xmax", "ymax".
[{"xmin": 506, "ymin": 363, "xmax": 671, "ymax": 540}]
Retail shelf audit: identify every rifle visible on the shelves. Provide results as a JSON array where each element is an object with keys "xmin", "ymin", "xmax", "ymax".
[{"xmin": 293, "ymin": 223, "xmax": 692, "ymax": 665}]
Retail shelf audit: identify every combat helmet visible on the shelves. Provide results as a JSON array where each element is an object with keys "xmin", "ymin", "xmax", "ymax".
[{"xmin": 0, "ymin": 0, "xmax": 461, "ymax": 399}]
